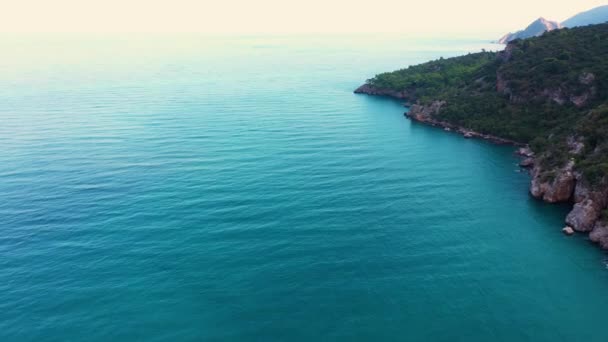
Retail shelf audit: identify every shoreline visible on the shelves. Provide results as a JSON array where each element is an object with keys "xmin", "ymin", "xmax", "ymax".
[
  {"xmin": 354, "ymin": 85, "xmax": 608, "ymax": 249},
  {"xmin": 404, "ymin": 109, "xmax": 524, "ymax": 146},
  {"xmin": 356, "ymin": 84, "xmax": 524, "ymax": 146}
]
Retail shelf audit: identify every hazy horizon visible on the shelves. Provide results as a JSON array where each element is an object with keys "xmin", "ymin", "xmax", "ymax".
[{"xmin": 2, "ymin": 0, "xmax": 606, "ymax": 35}]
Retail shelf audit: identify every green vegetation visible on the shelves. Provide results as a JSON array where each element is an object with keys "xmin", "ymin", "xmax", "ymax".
[
  {"xmin": 368, "ymin": 51, "xmax": 498, "ymax": 101},
  {"xmin": 366, "ymin": 23, "xmax": 608, "ymax": 182},
  {"xmin": 574, "ymin": 105, "xmax": 608, "ymax": 183}
]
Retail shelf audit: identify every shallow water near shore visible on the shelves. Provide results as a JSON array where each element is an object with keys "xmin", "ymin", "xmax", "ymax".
[{"xmin": 2, "ymin": 34, "xmax": 608, "ymax": 341}]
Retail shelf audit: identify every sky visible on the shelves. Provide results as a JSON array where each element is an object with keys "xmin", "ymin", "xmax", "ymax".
[{"xmin": 0, "ymin": 0, "xmax": 606, "ymax": 34}]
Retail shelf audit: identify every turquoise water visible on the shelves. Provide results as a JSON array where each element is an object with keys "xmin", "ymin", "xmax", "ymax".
[{"xmin": 2, "ymin": 34, "xmax": 608, "ymax": 341}]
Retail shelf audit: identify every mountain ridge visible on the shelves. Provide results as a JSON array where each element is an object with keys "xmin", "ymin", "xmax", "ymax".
[
  {"xmin": 498, "ymin": 17, "xmax": 562, "ymax": 44},
  {"xmin": 563, "ymin": 5, "xmax": 608, "ymax": 28},
  {"xmin": 498, "ymin": 5, "xmax": 608, "ymax": 44}
]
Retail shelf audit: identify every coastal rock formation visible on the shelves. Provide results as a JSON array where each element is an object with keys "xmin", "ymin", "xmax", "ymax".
[
  {"xmin": 529, "ymin": 161, "xmax": 575, "ymax": 203},
  {"xmin": 590, "ymin": 220, "xmax": 608, "ymax": 249},
  {"xmin": 407, "ymin": 101, "xmax": 446, "ymax": 120},
  {"xmin": 573, "ymin": 177, "xmax": 607, "ymax": 205},
  {"xmin": 525, "ymin": 153, "xmax": 608, "ymax": 239},
  {"xmin": 565, "ymin": 178, "xmax": 608, "ymax": 232},
  {"xmin": 566, "ymin": 199, "xmax": 601, "ymax": 232},
  {"xmin": 519, "ymin": 158, "xmax": 534, "ymax": 168},
  {"xmin": 524, "ymin": 157, "xmax": 608, "ymax": 239}
]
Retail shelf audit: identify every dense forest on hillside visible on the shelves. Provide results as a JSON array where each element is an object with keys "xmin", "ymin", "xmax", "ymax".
[{"xmin": 365, "ymin": 23, "xmax": 608, "ymax": 182}]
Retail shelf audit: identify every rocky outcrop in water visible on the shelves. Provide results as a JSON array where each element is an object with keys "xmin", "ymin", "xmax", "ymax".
[
  {"xmin": 525, "ymin": 155, "xmax": 608, "ymax": 241},
  {"xmin": 566, "ymin": 178, "xmax": 608, "ymax": 232},
  {"xmin": 529, "ymin": 161, "xmax": 576, "ymax": 203},
  {"xmin": 566, "ymin": 199, "xmax": 602, "ymax": 232}
]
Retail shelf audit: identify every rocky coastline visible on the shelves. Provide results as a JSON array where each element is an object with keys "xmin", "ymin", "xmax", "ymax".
[
  {"xmin": 354, "ymin": 84, "xmax": 608, "ymax": 250},
  {"xmin": 355, "ymin": 84, "xmax": 523, "ymax": 146},
  {"xmin": 354, "ymin": 84, "xmax": 414, "ymax": 105},
  {"xmin": 405, "ymin": 101, "xmax": 522, "ymax": 146}
]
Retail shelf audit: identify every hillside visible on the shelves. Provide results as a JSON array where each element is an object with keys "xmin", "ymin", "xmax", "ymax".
[{"xmin": 355, "ymin": 23, "xmax": 608, "ymax": 248}]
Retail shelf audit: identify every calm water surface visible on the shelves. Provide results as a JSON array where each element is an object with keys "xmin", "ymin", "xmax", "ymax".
[{"xmin": 1, "ymin": 34, "xmax": 608, "ymax": 341}]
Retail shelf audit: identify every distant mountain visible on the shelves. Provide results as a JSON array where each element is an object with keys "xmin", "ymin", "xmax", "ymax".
[
  {"xmin": 563, "ymin": 5, "xmax": 608, "ymax": 28},
  {"xmin": 498, "ymin": 18, "xmax": 562, "ymax": 44},
  {"xmin": 498, "ymin": 5, "xmax": 608, "ymax": 44}
]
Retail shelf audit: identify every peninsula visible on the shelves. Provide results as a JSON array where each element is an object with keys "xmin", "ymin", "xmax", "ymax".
[{"xmin": 355, "ymin": 23, "xmax": 608, "ymax": 249}]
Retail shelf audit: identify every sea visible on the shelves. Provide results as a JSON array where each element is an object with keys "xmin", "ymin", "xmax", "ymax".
[{"xmin": 2, "ymin": 34, "xmax": 608, "ymax": 341}]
